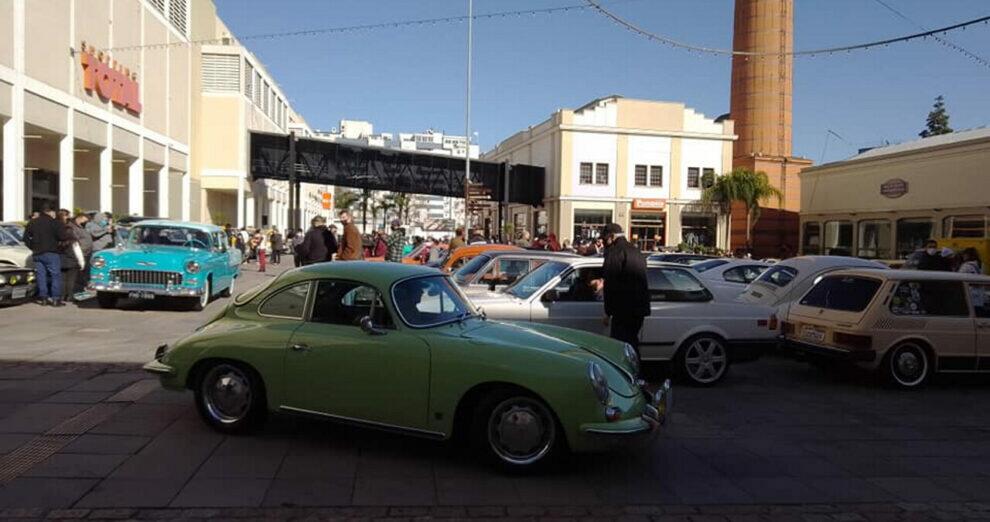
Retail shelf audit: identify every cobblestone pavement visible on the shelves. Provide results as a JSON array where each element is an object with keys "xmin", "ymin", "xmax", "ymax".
[{"xmin": 2, "ymin": 258, "xmax": 990, "ymax": 520}]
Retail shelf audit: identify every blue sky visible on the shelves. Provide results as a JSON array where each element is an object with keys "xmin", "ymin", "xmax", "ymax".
[{"xmin": 214, "ymin": 0, "xmax": 990, "ymax": 164}]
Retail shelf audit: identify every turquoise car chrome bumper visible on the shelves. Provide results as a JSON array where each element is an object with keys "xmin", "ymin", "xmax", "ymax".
[{"xmin": 88, "ymin": 281, "xmax": 206, "ymax": 296}]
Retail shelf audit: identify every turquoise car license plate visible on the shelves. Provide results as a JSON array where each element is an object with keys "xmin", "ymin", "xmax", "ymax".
[{"xmin": 128, "ymin": 291, "xmax": 156, "ymax": 300}]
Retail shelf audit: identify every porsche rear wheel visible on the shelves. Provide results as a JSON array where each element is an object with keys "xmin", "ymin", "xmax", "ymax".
[{"xmin": 194, "ymin": 361, "xmax": 266, "ymax": 434}]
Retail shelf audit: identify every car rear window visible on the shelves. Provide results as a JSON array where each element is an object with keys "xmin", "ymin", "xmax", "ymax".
[
  {"xmin": 757, "ymin": 265, "xmax": 798, "ymax": 287},
  {"xmin": 799, "ymin": 275, "xmax": 881, "ymax": 312}
]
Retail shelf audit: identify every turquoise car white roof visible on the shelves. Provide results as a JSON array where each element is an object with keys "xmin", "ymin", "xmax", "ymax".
[{"xmin": 126, "ymin": 220, "xmax": 224, "ymax": 233}]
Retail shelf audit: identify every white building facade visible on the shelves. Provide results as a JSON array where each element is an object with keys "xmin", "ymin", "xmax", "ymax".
[{"xmin": 484, "ymin": 96, "xmax": 735, "ymax": 250}]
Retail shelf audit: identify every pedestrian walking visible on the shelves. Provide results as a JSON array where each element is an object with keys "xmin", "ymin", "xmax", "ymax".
[
  {"xmin": 601, "ymin": 223, "xmax": 650, "ymax": 356},
  {"xmin": 337, "ymin": 210, "xmax": 364, "ymax": 261},
  {"xmin": 23, "ymin": 204, "xmax": 70, "ymax": 306},
  {"xmin": 86, "ymin": 212, "xmax": 115, "ymax": 251},
  {"xmin": 255, "ymin": 232, "xmax": 268, "ymax": 272},
  {"xmin": 958, "ymin": 247, "xmax": 983, "ymax": 274},
  {"xmin": 385, "ymin": 219, "xmax": 406, "ymax": 262},
  {"xmin": 269, "ymin": 227, "xmax": 283, "ymax": 265}
]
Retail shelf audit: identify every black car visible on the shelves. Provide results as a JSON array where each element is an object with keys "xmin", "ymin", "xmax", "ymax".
[{"xmin": 0, "ymin": 266, "xmax": 36, "ymax": 306}]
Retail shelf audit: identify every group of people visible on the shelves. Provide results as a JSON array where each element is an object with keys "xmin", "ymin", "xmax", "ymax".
[
  {"xmin": 914, "ymin": 239, "xmax": 983, "ymax": 274},
  {"xmin": 22, "ymin": 205, "xmax": 116, "ymax": 306},
  {"xmin": 292, "ymin": 210, "xmax": 365, "ymax": 266},
  {"xmin": 222, "ymin": 224, "xmax": 286, "ymax": 273}
]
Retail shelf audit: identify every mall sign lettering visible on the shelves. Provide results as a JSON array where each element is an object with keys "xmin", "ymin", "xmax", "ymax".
[
  {"xmin": 79, "ymin": 41, "xmax": 142, "ymax": 114},
  {"xmin": 632, "ymin": 198, "xmax": 666, "ymax": 211}
]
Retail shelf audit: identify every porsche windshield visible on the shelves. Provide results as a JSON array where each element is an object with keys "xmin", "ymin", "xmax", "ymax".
[
  {"xmin": 130, "ymin": 226, "xmax": 212, "ymax": 250},
  {"xmin": 504, "ymin": 261, "xmax": 569, "ymax": 300}
]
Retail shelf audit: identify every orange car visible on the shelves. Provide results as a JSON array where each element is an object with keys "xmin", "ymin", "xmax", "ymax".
[
  {"xmin": 439, "ymin": 244, "xmax": 522, "ymax": 272},
  {"xmin": 401, "ymin": 242, "xmax": 446, "ymax": 265}
]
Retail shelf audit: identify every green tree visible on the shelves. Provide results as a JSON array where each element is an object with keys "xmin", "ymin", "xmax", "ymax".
[
  {"xmin": 383, "ymin": 193, "xmax": 412, "ymax": 224},
  {"xmin": 334, "ymin": 189, "xmax": 361, "ymax": 214},
  {"xmin": 919, "ymin": 95, "xmax": 953, "ymax": 138},
  {"xmin": 701, "ymin": 168, "xmax": 782, "ymax": 250}
]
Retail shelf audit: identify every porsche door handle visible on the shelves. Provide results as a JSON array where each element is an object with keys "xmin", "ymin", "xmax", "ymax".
[{"xmin": 290, "ymin": 343, "xmax": 311, "ymax": 352}]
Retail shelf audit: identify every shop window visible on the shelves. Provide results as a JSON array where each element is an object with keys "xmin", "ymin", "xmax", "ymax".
[
  {"xmin": 681, "ymin": 214, "xmax": 716, "ymax": 247},
  {"xmin": 634, "ymin": 165, "xmax": 648, "ymax": 186},
  {"xmin": 856, "ymin": 220, "xmax": 892, "ymax": 259},
  {"xmin": 573, "ymin": 209, "xmax": 612, "ymax": 240},
  {"xmin": 649, "ymin": 166, "xmax": 663, "ymax": 187},
  {"xmin": 687, "ymin": 167, "xmax": 700, "ymax": 188},
  {"xmin": 595, "ymin": 164, "xmax": 609, "ymax": 185},
  {"xmin": 890, "ymin": 281, "xmax": 968, "ymax": 317},
  {"xmin": 631, "ymin": 212, "xmax": 665, "ymax": 251},
  {"xmin": 579, "ymin": 163, "xmax": 593, "ymax": 185},
  {"xmin": 702, "ymin": 168, "xmax": 715, "ymax": 188},
  {"xmin": 895, "ymin": 218, "xmax": 933, "ymax": 258},
  {"xmin": 802, "ymin": 222, "xmax": 821, "ymax": 255},
  {"xmin": 943, "ymin": 215, "xmax": 987, "ymax": 239},
  {"xmin": 823, "ymin": 221, "xmax": 853, "ymax": 256}
]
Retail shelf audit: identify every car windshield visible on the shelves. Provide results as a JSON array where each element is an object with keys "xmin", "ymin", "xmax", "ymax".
[
  {"xmin": 756, "ymin": 265, "xmax": 799, "ymax": 288},
  {"xmin": 392, "ymin": 275, "xmax": 476, "ymax": 328},
  {"xmin": 1, "ymin": 225, "xmax": 23, "ymax": 242},
  {"xmin": 453, "ymin": 254, "xmax": 492, "ymax": 285},
  {"xmin": 0, "ymin": 228, "xmax": 22, "ymax": 247},
  {"xmin": 691, "ymin": 259, "xmax": 730, "ymax": 273},
  {"xmin": 504, "ymin": 261, "xmax": 569, "ymax": 299},
  {"xmin": 130, "ymin": 225, "xmax": 212, "ymax": 250}
]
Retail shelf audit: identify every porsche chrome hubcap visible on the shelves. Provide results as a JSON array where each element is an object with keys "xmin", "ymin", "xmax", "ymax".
[
  {"xmin": 203, "ymin": 365, "xmax": 251, "ymax": 424},
  {"xmin": 487, "ymin": 397, "xmax": 555, "ymax": 465},
  {"xmin": 684, "ymin": 338, "xmax": 727, "ymax": 384}
]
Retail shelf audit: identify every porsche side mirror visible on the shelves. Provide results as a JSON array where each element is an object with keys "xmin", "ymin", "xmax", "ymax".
[{"xmin": 359, "ymin": 316, "xmax": 387, "ymax": 336}]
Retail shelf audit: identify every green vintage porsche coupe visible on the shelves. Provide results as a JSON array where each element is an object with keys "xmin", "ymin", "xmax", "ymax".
[{"xmin": 144, "ymin": 262, "xmax": 670, "ymax": 469}]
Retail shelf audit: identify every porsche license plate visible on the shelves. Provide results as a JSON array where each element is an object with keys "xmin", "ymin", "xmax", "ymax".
[
  {"xmin": 128, "ymin": 291, "xmax": 156, "ymax": 300},
  {"xmin": 11, "ymin": 288, "xmax": 27, "ymax": 299},
  {"xmin": 801, "ymin": 325, "xmax": 825, "ymax": 343}
]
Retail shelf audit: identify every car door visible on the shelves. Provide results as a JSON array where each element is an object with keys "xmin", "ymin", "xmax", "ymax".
[
  {"xmin": 968, "ymin": 283, "xmax": 990, "ymax": 371},
  {"xmin": 282, "ymin": 279, "xmax": 431, "ymax": 430},
  {"xmin": 888, "ymin": 280, "xmax": 975, "ymax": 370},
  {"xmin": 641, "ymin": 267, "xmax": 714, "ymax": 360},
  {"xmin": 208, "ymin": 232, "xmax": 230, "ymax": 290},
  {"xmin": 530, "ymin": 266, "xmax": 607, "ymax": 336}
]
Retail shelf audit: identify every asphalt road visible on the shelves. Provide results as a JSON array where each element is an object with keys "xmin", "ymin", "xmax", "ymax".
[{"xmin": 2, "ymin": 257, "xmax": 990, "ymax": 520}]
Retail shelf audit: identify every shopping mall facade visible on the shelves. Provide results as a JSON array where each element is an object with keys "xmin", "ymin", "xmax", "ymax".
[{"xmin": 0, "ymin": 0, "xmax": 327, "ymax": 228}]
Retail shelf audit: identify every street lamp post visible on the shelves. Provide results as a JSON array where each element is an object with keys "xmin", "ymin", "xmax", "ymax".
[{"xmin": 463, "ymin": 0, "xmax": 473, "ymax": 233}]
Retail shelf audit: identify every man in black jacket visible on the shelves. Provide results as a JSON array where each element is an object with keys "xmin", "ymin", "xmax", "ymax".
[
  {"xmin": 297, "ymin": 216, "xmax": 334, "ymax": 265},
  {"xmin": 23, "ymin": 204, "xmax": 70, "ymax": 306},
  {"xmin": 601, "ymin": 223, "xmax": 650, "ymax": 355}
]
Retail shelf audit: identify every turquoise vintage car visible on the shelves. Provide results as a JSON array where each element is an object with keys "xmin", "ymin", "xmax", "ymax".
[
  {"xmin": 89, "ymin": 220, "xmax": 241, "ymax": 311},
  {"xmin": 144, "ymin": 262, "xmax": 671, "ymax": 470}
]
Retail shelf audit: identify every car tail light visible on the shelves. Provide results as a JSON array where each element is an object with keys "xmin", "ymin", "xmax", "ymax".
[
  {"xmin": 833, "ymin": 332, "xmax": 872, "ymax": 351},
  {"xmin": 761, "ymin": 314, "xmax": 779, "ymax": 330},
  {"xmin": 781, "ymin": 321, "xmax": 795, "ymax": 335}
]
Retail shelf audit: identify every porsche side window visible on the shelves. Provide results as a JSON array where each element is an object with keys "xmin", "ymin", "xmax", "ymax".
[
  {"xmin": 311, "ymin": 280, "xmax": 393, "ymax": 328},
  {"xmin": 258, "ymin": 282, "xmax": 310, "ymax": 320}
]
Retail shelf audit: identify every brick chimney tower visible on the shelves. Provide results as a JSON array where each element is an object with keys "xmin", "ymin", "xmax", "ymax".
[{"xmin": 728, "ymin": 0, "xmax": 811, "ymax": 255}]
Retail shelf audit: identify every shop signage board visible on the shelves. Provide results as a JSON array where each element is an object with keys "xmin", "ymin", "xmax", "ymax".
[
  {"xmin": 321, "ymin": 192, "xmax": 332, "ymax": 209},
  {"xmin": 632, "ymin": 198, "xmax": 666, "ymax": 211},
  {"xmin": 880, "ymin": 178, "xmax": 909, "ymax": 198},
  {"xmin": 79, "ymin": 41, "xmax": 142, "ymax": 114}
]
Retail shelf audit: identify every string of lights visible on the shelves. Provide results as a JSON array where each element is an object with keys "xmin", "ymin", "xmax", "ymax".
[
  {"xmin": 102, "ymin": 2, "xmax": 614, "ymax": 53},
  {"xmin": 585, "ymin": 0, "xmax": 990, "ymax": 59},
  {"xmin": 871, "ymin": 0, "xmax": 990, "ymax": 69}
]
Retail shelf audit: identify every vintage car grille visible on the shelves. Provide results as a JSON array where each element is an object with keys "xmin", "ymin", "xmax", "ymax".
[{"xmin": 110, "ymin": 269, "xmax": 183, "ymax": 286}]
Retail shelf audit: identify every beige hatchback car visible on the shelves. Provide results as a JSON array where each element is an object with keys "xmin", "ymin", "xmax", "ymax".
[{"xmin": 781, "ymin": 269, "xmax": 990, "ymax": 388}]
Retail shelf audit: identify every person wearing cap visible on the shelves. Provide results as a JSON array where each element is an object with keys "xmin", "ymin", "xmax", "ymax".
[
  {"xmin": 385, "ymin": 219, "xmax": 406, "ymax": 262},
  {"xmin": 601, "ymin": 223, "xmax": 650, "ymax": 356}
]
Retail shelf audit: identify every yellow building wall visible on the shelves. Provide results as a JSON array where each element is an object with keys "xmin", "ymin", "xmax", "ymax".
[
  {"xmin": 0, "ymin": 0, "xmax": 12, "ymax": 68},
  {"xmin": 25, "ymin": 0, "xmax": 70, "ymax": 90},
  {"xmin": 198, "ymin": 96, "xmax": 242, "ymax": 171}
]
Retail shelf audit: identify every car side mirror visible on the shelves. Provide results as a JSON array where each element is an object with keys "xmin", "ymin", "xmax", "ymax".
[
  {"xmin": 488, "ymin": 280, "xmax": 498, "ymax": 292},
  {"xmin": 359, "ymin": 316, "xmax": 387, "ymax": 336},
  {"xmin": 542, "ymin": 289, "xmax": 559, "ymax": 303}
]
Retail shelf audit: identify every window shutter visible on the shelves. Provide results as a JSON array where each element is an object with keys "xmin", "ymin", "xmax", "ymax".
[{"xmin": 202, "ymin": 54, "xmax": 241, "ymax": 92}]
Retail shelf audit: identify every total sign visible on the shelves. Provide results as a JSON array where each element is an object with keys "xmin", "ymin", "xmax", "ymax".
[{"xmin": 79, "ymin": 41, "xmax": 142, "ymax": 114}]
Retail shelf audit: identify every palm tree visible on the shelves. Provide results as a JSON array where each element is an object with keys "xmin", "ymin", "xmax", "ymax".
[
  {"xmin": 382, "ymin": 193, "xmax": 411, "ymax": 224},
  {"xmin": 334, "ymin": 189, "xmax": 360, "ymax": 214},
  {"xmin": 701, "ymin": 167, "xmax": 782, "ymax": 250}
]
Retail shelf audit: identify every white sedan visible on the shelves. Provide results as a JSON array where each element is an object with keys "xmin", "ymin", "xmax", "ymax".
[
  {"xmin": 690, "ymin": 259, "xmax": 772, "ymax": 301},
  {"xmin": 471, "ymin": 258, "xmax": 778, "ymax": 386}
]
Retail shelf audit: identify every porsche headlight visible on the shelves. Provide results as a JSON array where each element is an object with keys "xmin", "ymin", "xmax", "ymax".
[
  {"xmin": 91, "ymin": 256, "xmax": 106, "ymax": 269},
  {"xmin": 623, "ymin": 343, "xmax": 640, "ymax": 376},
  {"xmin": 185, "ymin": 260, "xmax": 201, "ymax": 274},
  {"xmin": 587, "ymin": 362, "xmax": 610, "ymax": 405}
]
